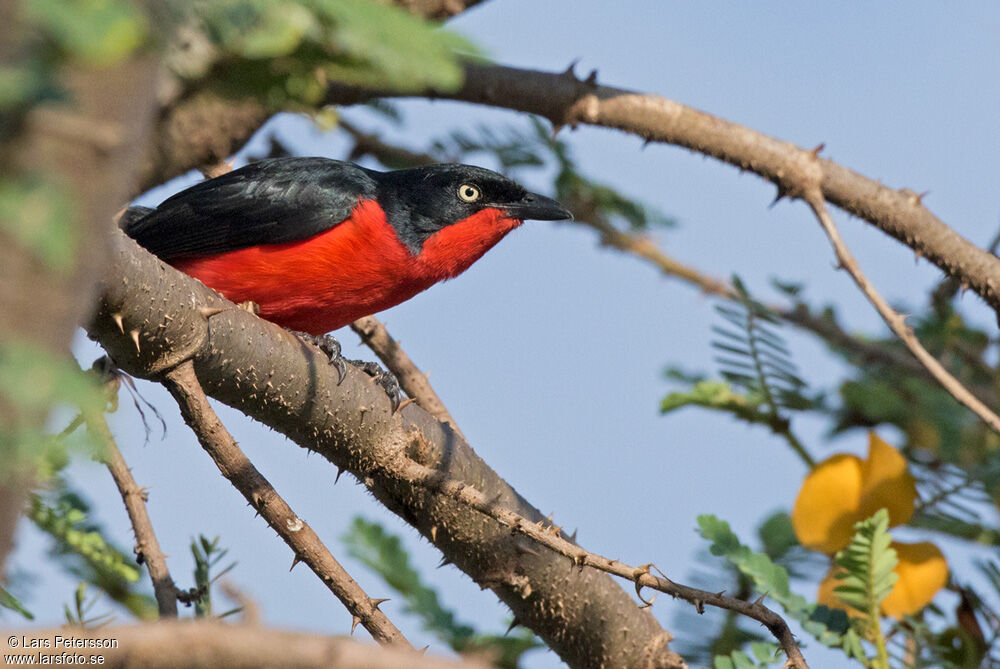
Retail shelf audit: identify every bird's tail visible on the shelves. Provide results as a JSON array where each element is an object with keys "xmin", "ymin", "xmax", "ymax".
[{"xmin": 118, "ymin": 206, "xmax": 155, "ymax": 234}]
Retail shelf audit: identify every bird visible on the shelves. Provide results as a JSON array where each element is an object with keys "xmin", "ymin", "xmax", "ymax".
[{"xmin": 123, "ymin": 157, "xmax": 573, "ymax": 401}]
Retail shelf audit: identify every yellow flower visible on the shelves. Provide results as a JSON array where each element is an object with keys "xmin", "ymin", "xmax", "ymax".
[
  {"xmin": 794, "ymin": 432, "xmax": 947, "ymax": 618},
  {"xmin": 792, "ymin": 432, "xmax": 916, "ymax": 553},
  {"xmin": 816, "ymin": 542, "xmax": 949, "ymax": 619},
  {"xmin": 881, "ymin": 542, "xmax": 949, "ymax": 618}
]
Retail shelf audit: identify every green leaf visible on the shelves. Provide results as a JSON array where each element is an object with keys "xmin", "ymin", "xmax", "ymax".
[
  {"xmin": 190, "ymin": 534, "xmax": 236, "ymax": 618},
  {"xmin": 661, "ymin": 380, "xmax": 771, "ymax": 425},
  {"xmin": 0, "ymin": 340, "xmax": 107, "ymax": 479},
  {"xmin": 28, "ymin": 494, "xmax": 140, "ymax": 584},
  {"xmin": 713, "ymin": 656, "xmax": 735, "ymax": 669},
  {"xmin": 193, "ymin": 0, "xmax": 477, "ymax": 106},
  {"xmin": 24, "ymin": 0, "xmax": 148, "ymax": 66},
  {"xmin": 750, "ymin": 642, "xmax": 781, "ymax": 663},
  {"xmin": 0, "ymin": 586, "xmax": 34, "ymax": 620},
  {"xmin": 831, "ymin": 509, "xmax": 898, "ymax": 622},
  {"xmin": 756, "ymin": 512, "xmax": 798, "ymax": 561}
]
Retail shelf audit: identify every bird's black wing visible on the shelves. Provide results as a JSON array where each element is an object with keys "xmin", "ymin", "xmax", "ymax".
[{"xmin": 124, "ymin": 157, "xmax": 378, "ymax": 261}]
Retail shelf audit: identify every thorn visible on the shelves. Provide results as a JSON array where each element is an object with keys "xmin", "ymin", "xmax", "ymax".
[
  {"xmin": 370, "ymin": 598, "xmax": 389, "ymax": 610},
  {"xmin": 562, "ymin": 59, "xmax": 580, "ymax": 79},
  {"xmin": 568, "ymin": 528, "xmax": 578, "ymax": 543},
  {"xmin": 418, "ymin": 646, "xmax": 429, "ymax": 655},
  {"xmin": 584, "ymin": 69, "xmax": 598, "ymax": 86},
  {"xmin": 769, "ymin": 186, "xmax": 787, "ymax": 208},
  {"xmin": 430, "ymin": 525, "xmax": 438, "ymax": 543},
  {"xmin": 335, "ymin": 467, "xmax": 345, "ymax": 484},
  {"xmin": 914, "ymin": 248, "xmax": 923, "ymax": 262},
  {"xmin": 551, "ymin": 123, "xmax": 564, "ymax": 138},
  {"xmin": 437, "ymin": 557, "xmax": 452, "ymax": 569},
  {"xmin": 505, "ymin": 618, "xmax": 521, "ymax": 636},
  {"xmin": 397, "ymin": 397, "xmax": 415, "ymax": 411},
  {"xmin": 916, "ymin": 190, "xmax": 930, "ymax": 205},
  {"xmin": 753, "ymin": 594, "xmax": 766, "ymax": 606},
  {"xmin": 642, "ymin": 137, "xmax": 653, "ymax": 150},
  {"xmin": 237, "ymin": 300, "xmax": 260, "ymax": 315},
  {"xmin": 810, "ymin": 142, "xmax": 825, "ymax": 157},
  {"xmin": 111, "ymin": 313, "xmax": 124, "ymax": 333},
  {"xmin": 351, "ymin": 616, "xmax": 361, "ymax": 634},
  {"xmin": 695, "ymin": 599, "xmax": 705, "ymax": 614},
  {"xmin": 198, "ymin": 306, "xmax": 227, "ymax": 319},
  {"xmin": 129, "ymin": 329, "xmax": 141, "ymax": 353},
  {"xmin": 638, "ymin": 592, "xmax": 657, "ymax": 610},
  {"xmin": 290, "ymin": 555, "xmax": 301, "ymax": 571},
  {"xmin": 632, "ymin": 564, "xmax": 654, "ymax": 607}
]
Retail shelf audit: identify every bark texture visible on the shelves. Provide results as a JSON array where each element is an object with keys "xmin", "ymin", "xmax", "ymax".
[{"xmin": 0, "ymin": 622, "xmax": 485, "ymax": 669}]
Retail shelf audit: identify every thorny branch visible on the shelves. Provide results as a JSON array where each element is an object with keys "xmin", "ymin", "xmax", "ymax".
[
  {"xmin": 325, "ymin": 62, "xmax": 1000, "ymax": 319},
  {"xmin": 381, "ymin": 452, "xmax": 811, "ymax": 669},
  {"xmin": 802, "ymin": 192, "xmax": 1000, "ymax": 437},
  {"xmin": 89, "ymin": 231, "xmax": 683, "ymax": 669},
  {"xmin": 160, "ymin": 360, "xmax": 412, "ymax": 648},
  {"xmin": 88, "ymin": 405, "xmax": 180, "ymax": 618}
]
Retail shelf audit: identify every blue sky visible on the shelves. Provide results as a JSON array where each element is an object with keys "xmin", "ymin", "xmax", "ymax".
[{"xmin": 9, "ymin": 2, "xmax": 1000, "ymax": 667}]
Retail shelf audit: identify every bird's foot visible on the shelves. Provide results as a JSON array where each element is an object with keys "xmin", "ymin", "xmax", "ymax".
[
  {"xmin": 289, "ymin": 330, "xmax": 347, "ymax": 382},
  {"xmin": 345, "ymin": 359, "xmax": 402, "ymax": 412},
  {"xmin": 288, "ymin": 331, "xmax": 401, "ymax": 410}
]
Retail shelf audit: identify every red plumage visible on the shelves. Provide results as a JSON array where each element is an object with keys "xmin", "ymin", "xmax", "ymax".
[{"xmin": 173, "ymin": 200, "xmax": 521, "ymax": 335}]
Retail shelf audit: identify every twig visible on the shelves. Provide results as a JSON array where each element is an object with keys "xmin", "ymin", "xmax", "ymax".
[
  {"xmin": 803, "ymin": 192, "xmax": 1000, "ymax": 438},
  {"xmin": 160, "ymin": 361, "xmax": 412, "ymax": 648},
  {"xmin": 351, "ymin": 316, "xmax": 465, "ymax": 440},
  {"xmin": 0, "ymin": 622, "xmax": 486, "ymax": 669},
  {"xmin": 89, "ymin": 411, "xmax": 180, "ymax": 618},
  {"xmin": 383, "ymin": 453, "xmax": 810, "ymax": 669}
]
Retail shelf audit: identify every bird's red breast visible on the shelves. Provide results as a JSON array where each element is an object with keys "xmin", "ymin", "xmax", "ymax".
[{"xmin": 174, "ymin": 199, "xmax": 522, "ymax": 335}]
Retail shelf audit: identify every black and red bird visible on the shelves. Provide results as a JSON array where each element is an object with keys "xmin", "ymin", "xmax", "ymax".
[
  {"xmin": 124, "ymin": 157, "xmax": 572, "ymax": 335},
  {"xmin": 125, "ymin": 156, "xmax": 570, "ymax": 402}
]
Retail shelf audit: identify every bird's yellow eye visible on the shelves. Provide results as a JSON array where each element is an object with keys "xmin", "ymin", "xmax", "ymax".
[{"xmin": 458, "ymin": 184, "xmax": 482, "ymax": 202}]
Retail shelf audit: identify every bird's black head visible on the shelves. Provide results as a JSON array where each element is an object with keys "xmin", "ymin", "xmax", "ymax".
[{"xmin": 374, "ymin": 163, "xmax": 572, "ymax": 251}]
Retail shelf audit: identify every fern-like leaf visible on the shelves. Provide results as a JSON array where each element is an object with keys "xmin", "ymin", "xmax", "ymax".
[
  {"xmin": 712, "ymin": 277, "xmax": 807, "ymax": 414},
  {"xmin": 343, "ymin": 517, "xmax": 539, "ymax": 668},
  {"xmin": 697, "ymin": 515, "xmax": 868, "ymax": 663},
  {"xmin": 832, "ymin": 509, "xmax": 897, "ymax": 669}
]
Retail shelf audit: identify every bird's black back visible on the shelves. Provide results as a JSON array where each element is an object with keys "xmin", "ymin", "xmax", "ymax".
[{"xmin": 124, "ymin": 158, "xmax": 378, "ymax": 261}]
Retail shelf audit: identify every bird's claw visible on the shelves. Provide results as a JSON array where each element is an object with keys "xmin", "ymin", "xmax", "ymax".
[
  {"xmin": 347, "ymin": 359, "xmax": 402, "ymax": 412},
  {"xmin": 288, "ymin": 331, "xmax": 400, "ymax": 409},
  {"xmin": 290, "ymin": 330, "xmax": 347, "ymax": 382}
]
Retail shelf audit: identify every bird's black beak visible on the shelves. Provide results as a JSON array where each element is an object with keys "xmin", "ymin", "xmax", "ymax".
[{"xmin": 503, "ymin": 192, "xmax": 574, "ymax": 221}]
